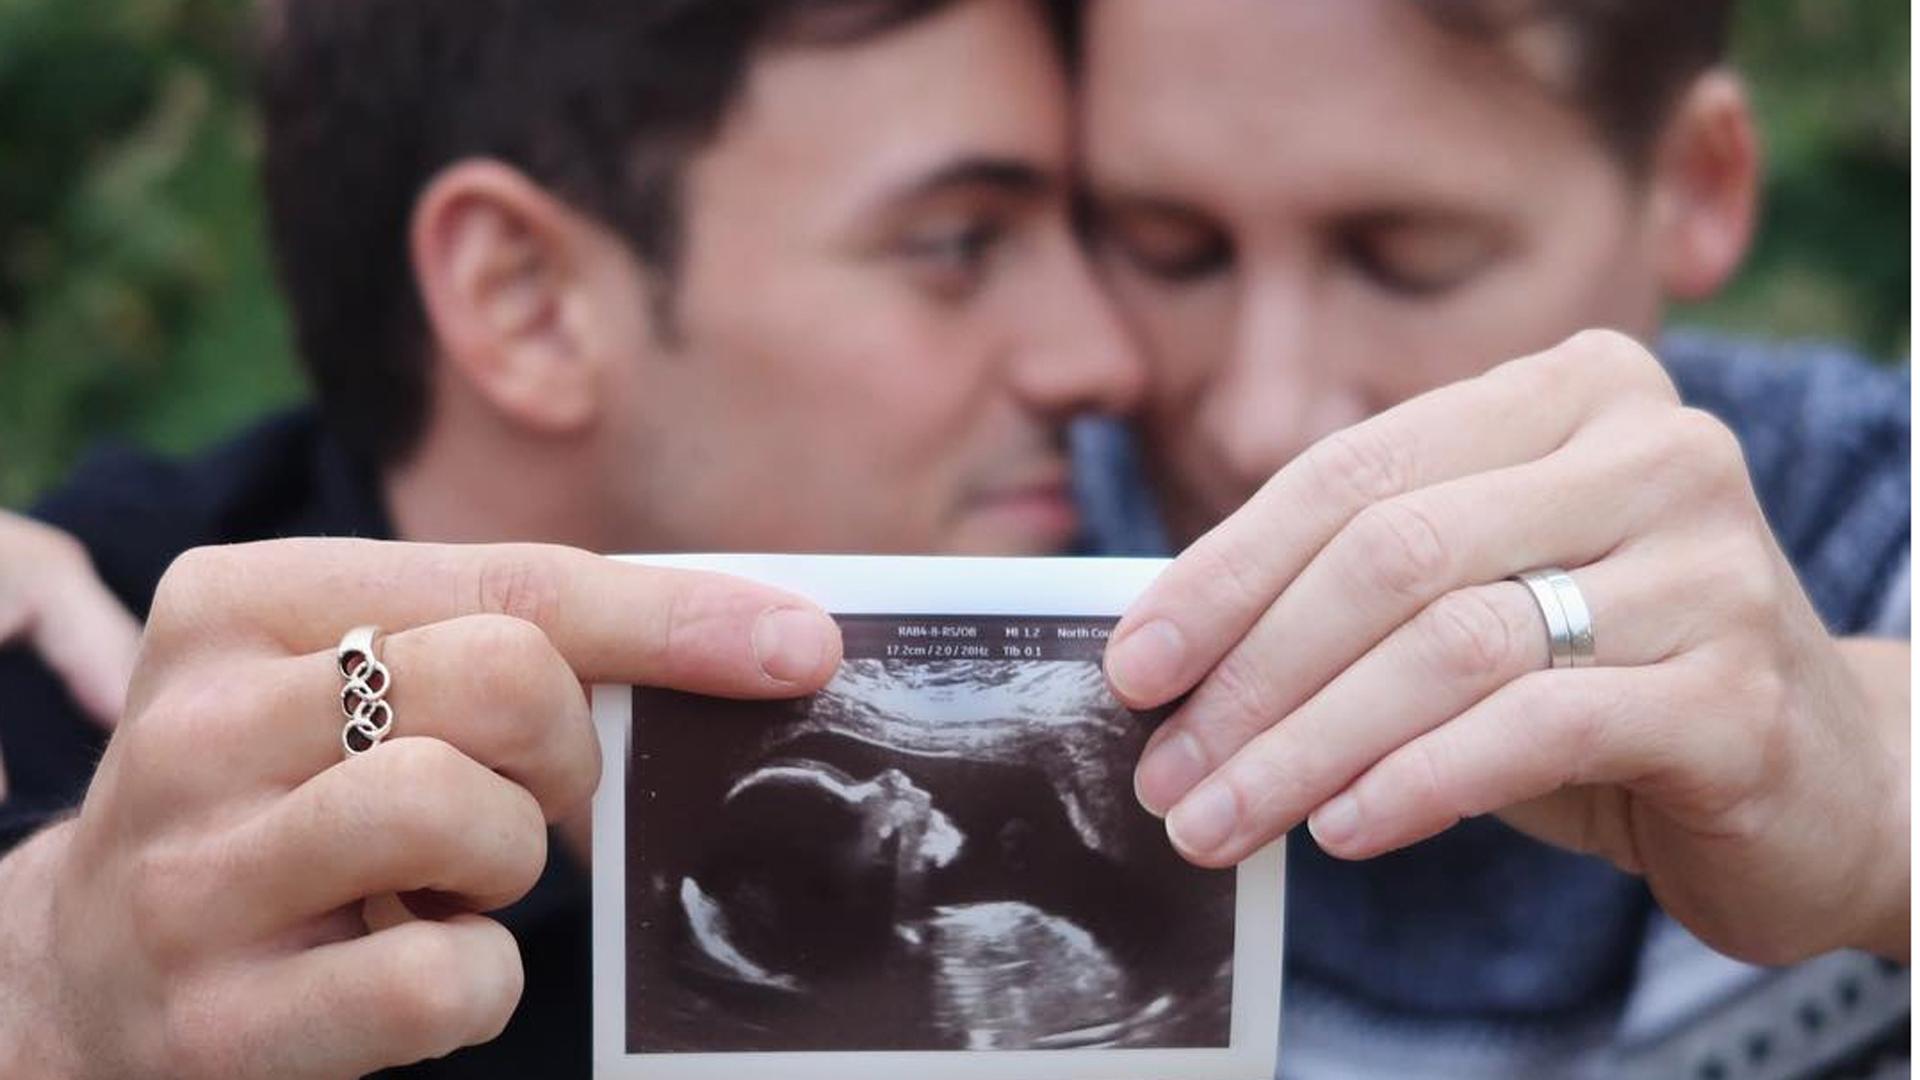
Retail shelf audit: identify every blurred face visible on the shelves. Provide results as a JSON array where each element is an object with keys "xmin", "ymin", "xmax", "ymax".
[
  {"xmin": 1082, "ymin": 0, "xmax": 1670, "ymax": 542},
  {"xmin": 603, "ymin": 0, "xmax": 1140, "ymax": 555}
]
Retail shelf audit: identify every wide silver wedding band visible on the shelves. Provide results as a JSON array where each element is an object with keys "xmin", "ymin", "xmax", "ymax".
[
  {"xmin": 337, "ymin": 624, "xmax": 395, "ymax": 757},
  {"xmin": 1512, "ymin": 568, "xmax": 1596, "ymax": 670}
]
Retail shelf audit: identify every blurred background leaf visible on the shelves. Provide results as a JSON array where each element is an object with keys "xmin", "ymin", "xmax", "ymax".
[
  {"xmin": 1677, "ymin": 0, "xmax": 1911, "ymax": 359},
  {"xmin": 0, "ymin": 0, "xmax": 298, "ymax": 507},
  {"xmin": 0, "ymin": 0, "xmax": 1909, "ymax": 506}
]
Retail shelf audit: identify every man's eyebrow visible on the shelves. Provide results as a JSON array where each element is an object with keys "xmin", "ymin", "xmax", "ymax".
[
  {"xmin": 1341, "ymin": 204, "xmax": 1507, "ymax": 230},
  {"xmin": 1090, "ymin": 189, "xmax": 1210, "ymax": 221},
  {"xmin": 881, "ymin": 156, "xmax": 1055, "ymax": 206}
]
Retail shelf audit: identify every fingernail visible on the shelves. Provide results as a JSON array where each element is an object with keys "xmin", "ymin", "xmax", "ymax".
[
  {"xmin": 1166, "ymin": 781, "xmax": 1239, "ymax": 856},
  {"xmin": 1135, "ymin": 730, "xmax": 1209, "ymax": 817},
  {"xmin": 1107, "ymin": 619, "xmax": 1187, "ymax": 705},
  {"xmin": 753, "ymin": 607, "xmax": 831, "ymax": 684},
  {"xmin": 1308, "ymin": 794, "xmax": 1361, "ymax": 852}
]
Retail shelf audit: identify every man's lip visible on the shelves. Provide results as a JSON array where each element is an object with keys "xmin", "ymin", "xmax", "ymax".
[
  {"xmin": 966, "ymin": 485, "xmax": 1080, "ymax": 547},
  {"xmin": 975, "ymin": 480, "xmax": 1073, "ymax": 504},
  {"xmin": 956, "ymin": 461, "xmax": 1080, "ymax": 545},
  {"xmin": 968, "ymin": 481, "xmax": 1079, "ymax": 525},
  {"xmin": 970, "ymin": 463, "xmax": 1075, "ymax": 505}
]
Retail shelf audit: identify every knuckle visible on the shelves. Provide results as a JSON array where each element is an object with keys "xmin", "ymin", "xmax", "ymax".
[
  {"xmin": 1730, "ymin": 544, "xmax": 1785, "ymax": 617},
  {"xmin": 1692, "ymin": 561, "xmax": 1749, "ymax": 630},
  {"xmin": 1694, "ymin": 529, "xmax": 1783, "ymax": 620},
  {"xmin": 1562, "ymin": 328, "xmax": 1678, "ymax": 399},
  {"xmin": 1420, "ymin": 588, "xmax": 1523, "ymax": 684},
  {"xmin": 1561, "ymin": 327, "xmax": 1633, "ymax": 363},
  {"xmin": 457, "ymin": 615, "xmax": 562, "ymax": 754},
  {"xmin": 461, "ymin": 612, "xmax": 553, "ymax": 665},
  {"xmin": 155, "ymin": 545, "xmax": 223, "ymax": 598},
  {"xmin": 468, "ymin": 780, "xmax": 552, "ymax": 899},
  {"xmin": 1544, "ymin": 685, "xmax": 1608, "ymax": 778},
  {"xmin": 1666, "ymin": 406, "xmax": 1745, "ymax": 470},
  {"xmin": 1346, "ymin": 499, "xmax": 1451, "ymax": 601},
  {"xmin": 467, "ymin": 920, "xmax": 525, "ymax": 1041},
  {"xmin": 1729, "ymin": 649, "xmax": 1789, "ymax": 718},
  {"xmin": 377, "ymin": 784, "xmax": 467, "ymax": 862},
  {"xmin": 145, "ymin": 546, "xmax": 227, "ymax": 646},
  {"xmin": 1304, "ymin": 425, "xmax": 1412, "ymax": 509},
  {"xmin": 1186, "ymin": 536, "xmax": 1270, "ymax": 620},
  {"xmin": 491, "ymin": 787, "xmax": 550, "ymax": 900},
  {"xmin": 1621, "ymin": 406, "xmax": 1746, "ymax": 506},
  {"xmin": 130, "ymin": 668, "xmax": 253, "ymax": 775},
  {"xmin": 644, "ymin": 571, "xmax": 692, "ymax": 670},
  {"xmin": 1401, "ymin": 737, "xmax": 1455, "ymax": 817},
  {"xmin": 380, "ymin": 921, "xmax": 523, "ymax": 1056},
  {"xmin": 372, "ymin": 739, "xmax": 474, "ymax": 827},
  {"xmin": 362, "ymin": 741, "xmax": 547, "ymax": 902},
  {"xmin": 383, "ymin": 933, "xmax": 486, "ymax": 1051},
  {"xmin": 1224, "ymin": 750, "xmax": 1308, "ymax": 832},
  {"xmin": 1201, "ymin": 656, "xmax": 1282, "ymax": 742},
  {"xmin": 473, "ymin": 549, "xmax": 564, "ymax": 628},
  {"xmin": 546, "ymin": 719, "xmax": 600, "ymax": 819}
]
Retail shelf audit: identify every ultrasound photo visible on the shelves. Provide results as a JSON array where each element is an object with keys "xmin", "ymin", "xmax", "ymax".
[{"xmin": 623, "ymin": 614, "xmax": 1236, "ymax": 1055}]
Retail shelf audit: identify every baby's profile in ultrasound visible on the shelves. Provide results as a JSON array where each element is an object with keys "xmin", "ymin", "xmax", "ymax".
[{"xmin": 626, "ymin": 616, "xmax": 1237, "ymax": 1054}]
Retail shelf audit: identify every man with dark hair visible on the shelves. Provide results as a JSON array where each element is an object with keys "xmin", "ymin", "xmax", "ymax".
[
  {"xmin": 0, "ymin": 0, "xmax": 1141, "ymax": 1074},
  {"xmin": 259, "ymin": 0, "xmax": 1041, "ymax": 471}
]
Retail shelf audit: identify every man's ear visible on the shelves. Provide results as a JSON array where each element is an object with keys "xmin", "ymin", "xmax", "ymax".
[
  {"xmin": 1647, "ymin": 69, "xmax": 1760, "ymax": 302},
  {"xmin": 410, "ymin": 160, "xmax": 636, "ymax": 437}
]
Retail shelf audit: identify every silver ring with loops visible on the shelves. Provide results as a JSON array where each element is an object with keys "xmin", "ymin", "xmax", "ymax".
[
  {"xmin": 337, "ymin": 625, "xmax": 395, "ymax": 757},
  {"xmin": 1512, "ymin": 568, "xmax": 1596, "ymax": 670}
]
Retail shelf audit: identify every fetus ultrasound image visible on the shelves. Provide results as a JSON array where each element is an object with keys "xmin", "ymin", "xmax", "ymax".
[{"xmin": 624, "ymin": 614, "xmax": 1236, "ymax": 1054}]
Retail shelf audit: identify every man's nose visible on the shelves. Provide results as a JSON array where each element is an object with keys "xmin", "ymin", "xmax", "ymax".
[
  {"xmin": 1004, "ymin": 238, "xmax": 1146, "ymax": 418},
  {"xmin": 1203, "ymin": 273, "xmax": 1368, "ymax": 483}
]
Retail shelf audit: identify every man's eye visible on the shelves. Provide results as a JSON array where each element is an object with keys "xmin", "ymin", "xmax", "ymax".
[
  {"xmin": 1342, "ymin": 227, "xmax": 1495, "ymax": 298},
  {"xmin": 1097, "ymin": 217, "xmax": 1231, "ymax": 285},
  {"xmin": 898, "ymin": 223, "xmax": 1003, "ymax": 298}
]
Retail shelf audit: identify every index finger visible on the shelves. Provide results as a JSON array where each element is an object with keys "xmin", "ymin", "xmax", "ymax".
[
  {"xmin": 1103, "ymin": 330, "xmax": 1675, "ymax": 709},
  {"xmin": 147, "ymin": 539, "xmax": 843, "ymax": 697}
]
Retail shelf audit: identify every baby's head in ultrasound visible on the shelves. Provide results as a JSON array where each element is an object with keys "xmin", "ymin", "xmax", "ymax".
[{"xmin": 692, "ymin": 758, "xmax": 963, "ymax": 979}]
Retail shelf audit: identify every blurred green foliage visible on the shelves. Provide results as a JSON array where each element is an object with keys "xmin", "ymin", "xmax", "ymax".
[
  {"xmin": 1, "ymin": 0, "xmax": 297, "ymax": 507},
  {"xmin": 1679, "ymin": 0, "xmax": 1911, "ymax": 359},
  {"xmin": 0, "ymin": 0, "xmax": 1910, "ymax": 506}
]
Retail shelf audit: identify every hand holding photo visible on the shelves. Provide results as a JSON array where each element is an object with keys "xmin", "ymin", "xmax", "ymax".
[{"xmin": 592, "ymin": 556, "xmax": 1284, "ymax": 1080}]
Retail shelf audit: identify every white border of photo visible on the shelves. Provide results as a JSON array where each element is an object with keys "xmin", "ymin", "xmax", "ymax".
[{"xmin": 592, "ymin": 554, "xmax": 1285, "ymax": 1080}]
